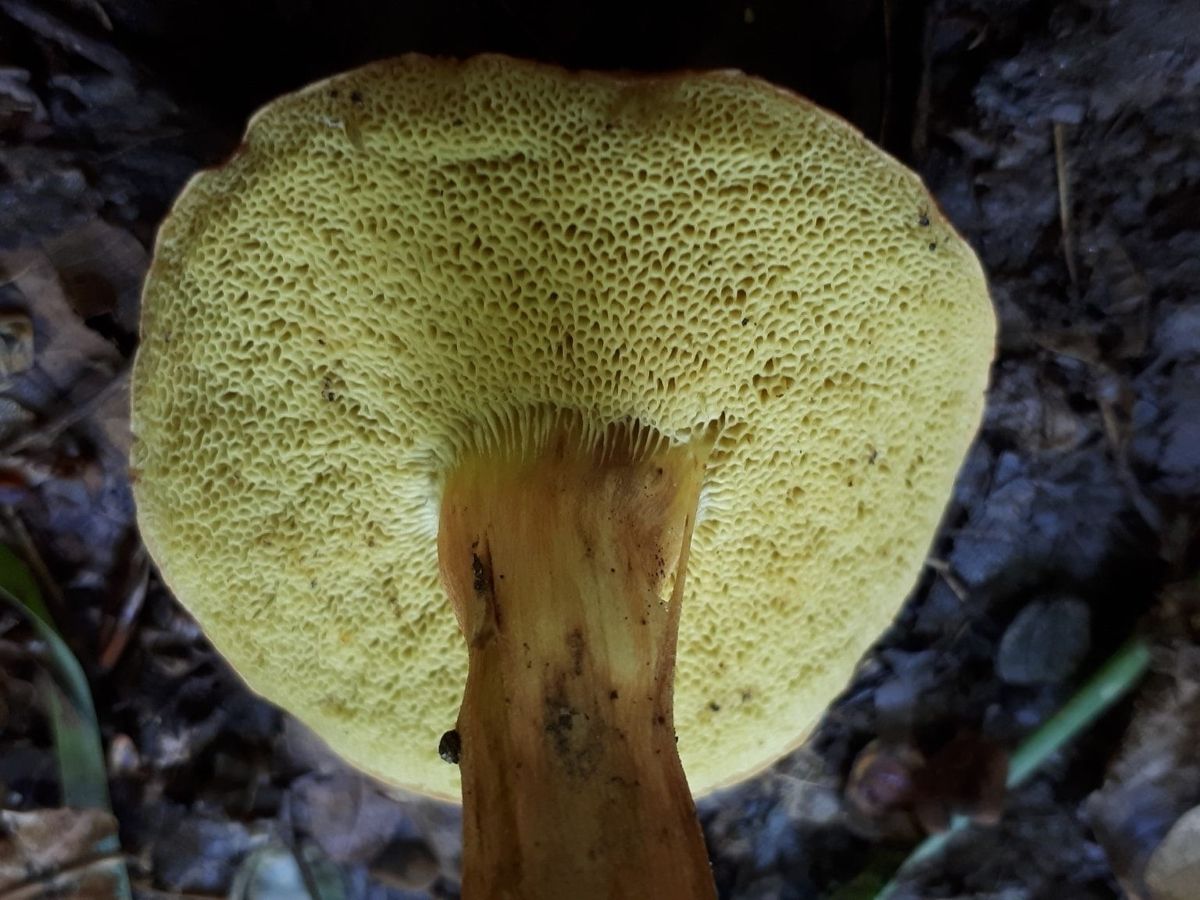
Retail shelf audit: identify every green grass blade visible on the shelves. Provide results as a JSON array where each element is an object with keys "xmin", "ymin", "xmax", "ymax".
[
  {"xmin": 0, "ymin": 569, "xmax": 110, "ymax": 810},
  {"xmin": 0, "ymin": 543, "xmax": 53, "ymax": 626},
  {"xmin": 36, "ymin": 668, "xmax": 111, "ymax": 810},
  {"xmin": 0, "ymin": 544, "xmax": 132, "ymax": 898},
  {"xmin": 872, "ymin": 636, "xmax": 1152, "ymax": 899}
]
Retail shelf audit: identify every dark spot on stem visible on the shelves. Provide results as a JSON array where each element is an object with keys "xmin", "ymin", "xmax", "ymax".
[
  {"xmin": 544, "ymin": 701, "xmax": 600, "ymax": 778},
  {"xmin": 472, "ymin": 552, "xmax": 489, "ymax": 594},
  {"xmin": 567, "ymin": 629, "xmax": 586, "ymax": 676}
]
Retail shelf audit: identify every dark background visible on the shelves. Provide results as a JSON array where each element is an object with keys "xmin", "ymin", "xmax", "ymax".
[{"xmin": 1, "ymin": 0, "xmax": 1199, "ymax": 897}]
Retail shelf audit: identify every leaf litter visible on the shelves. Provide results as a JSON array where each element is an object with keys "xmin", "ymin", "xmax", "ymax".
[{"xmin": 0, "ymin": 0, "xmax": 1198, "ymax": 897}]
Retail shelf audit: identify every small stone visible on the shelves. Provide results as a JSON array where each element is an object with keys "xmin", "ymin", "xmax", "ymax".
[
  {"xmin": 232, "ymin": 842, "xmax": 345, "ymax": 900},
  {"xmin": 874, "ymin": 649, "xmax": 939, "ymax": 729},
  {"xmin": 289, "ymin": 771, "xmax": 411, "ymax": 864},
  {"xmin": 1145, "ymin": 805, "xmax": 1200, "ymax": 900},
  {"xmin": 1154, "ymin": 305, "xmax": 1200, "ymax": 362},
  {"xmin": 151, "ymin": 811, "xmax": 255, "ymax": 894},
  {"xmin": 1156, "ymin": 380, "xmax": 1200, "ymax": 495},
  {"xmin": 913, "ymin": 580, "xmax": 966, "ymax": 638},
  {"xmin": 369, "ymin": 836, "xmax": 440, "ymax": 891},
  {"xmin": 1048, "ymin": 101, "xmax": 1086, "ymax": 125},
  {"xmin": 277, "ymin": 717, "xmax": 341, "ymax": 775},
  {"xmin": 106, "ymin": 733, "xmax": 140, "ymax": 777},
  {"xmin": 997, "ymin": 596, "xmax": 1091, "ymax": 686}
]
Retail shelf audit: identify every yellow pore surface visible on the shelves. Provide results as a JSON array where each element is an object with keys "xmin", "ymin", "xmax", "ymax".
[{"xmin": 132, "ymin": 55, "xmax": 994, "ymax": 800}]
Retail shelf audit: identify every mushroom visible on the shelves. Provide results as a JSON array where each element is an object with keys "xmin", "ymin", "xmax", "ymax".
[{"xmin": 132, "ymin": 55, "xmax": 994, "ymax": 898}]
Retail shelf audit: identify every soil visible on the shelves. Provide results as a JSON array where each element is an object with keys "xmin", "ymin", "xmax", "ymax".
[{"xmin": 1, "ymin": 0, "xmax": 1198, "ymax": 897}]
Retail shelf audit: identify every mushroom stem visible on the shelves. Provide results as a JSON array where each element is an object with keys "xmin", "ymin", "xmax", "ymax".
[{"xmin": 439, "ymin": 423, "xmax": 716, "ymax": 899}]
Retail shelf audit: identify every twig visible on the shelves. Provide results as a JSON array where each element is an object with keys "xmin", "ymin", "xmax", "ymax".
[
  {"xmin": 0, "ymin": 0, "xmax": 132, "ymax": 77},
  {"xmin": 1054, "ymin": 122, "xmax": 1080, "ymax": 292},
  {"xmin": 98, "ymin": 542, "xmax": 149, "ymax": 672},
  {"xmin": 1094, "ymin": 371, "xmax": 1164, "ymax": 534},
  {"xmin": 925, "ymin": 557, "xmax": 969, "ymax": 603},
  {"xmin": 874, "ymin": 637, "xmax": 1152, "ymax": 898},
  {"xmin": 67, "ymin": 0, "xmax": 112, "ymax": 31}
]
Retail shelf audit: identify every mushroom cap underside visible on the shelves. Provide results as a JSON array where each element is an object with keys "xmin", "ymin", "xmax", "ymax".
[{"xmin": 132, "ymin": 54, "xmax": 995, "ymax": 800}]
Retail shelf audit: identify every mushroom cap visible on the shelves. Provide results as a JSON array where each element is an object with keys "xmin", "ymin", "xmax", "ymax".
[{"xmin": 132, "ymin": 54, "xmax": 994, "ymax": 800}]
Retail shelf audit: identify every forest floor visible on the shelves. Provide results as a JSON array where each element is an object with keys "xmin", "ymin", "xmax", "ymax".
[{"xmin": 1, "ymin": 0, "xmax": 1198, "ymax": 897}]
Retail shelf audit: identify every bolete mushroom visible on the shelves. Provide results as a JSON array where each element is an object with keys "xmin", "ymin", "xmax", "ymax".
[{"xmin": 132, "ymin": 55, "xmax": 994, "ymax": 898}]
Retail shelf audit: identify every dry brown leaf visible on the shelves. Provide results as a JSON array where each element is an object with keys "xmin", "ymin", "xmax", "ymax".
[
  {"xmin": 80, "ymin": 367, "xmax": 132, "ymax": 460},
  {"xmin": 0, "ymin": 807, "xmax": 125, "ymax": 899},
  {"xmin": 0, "ymin": 248, "xmax": 122, "ymax": 391},
  {"xmin": 43, "ymin": 218, "xmax": 147, "ymax": 332},
  {"xmin": 1146, "ymin": 805, "xmax": 1200, "ymax": 900},
  {"xmin": 0, "ymin": 398, "xmax": 34, "ymax": 444},
  {"xmin": 913, "ymin": 732, "xmax": 1010, "ymax": 833}
]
